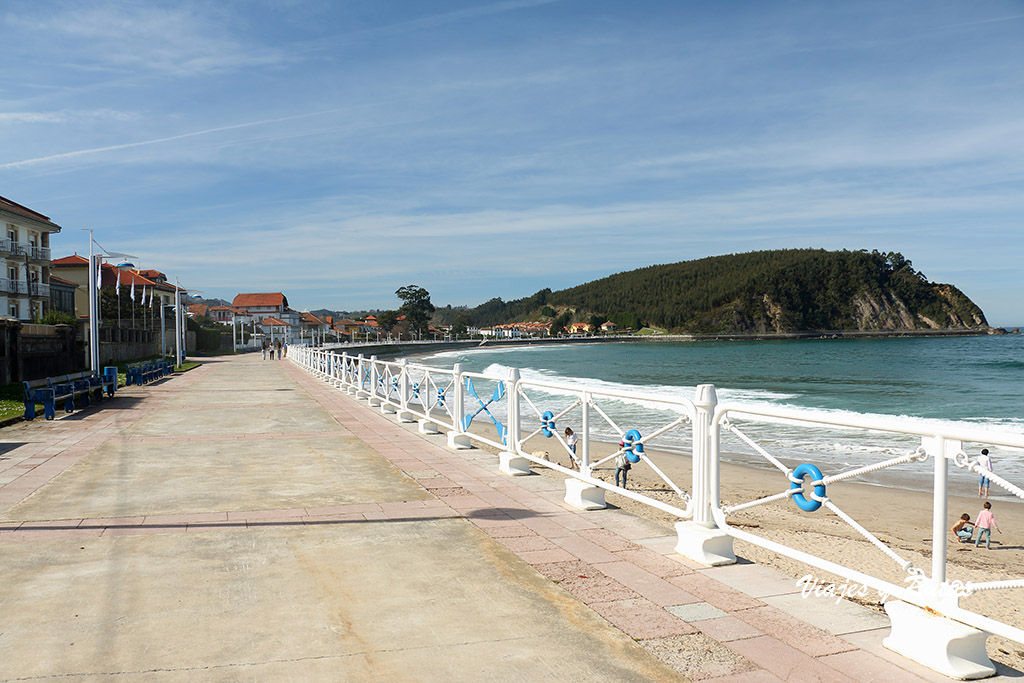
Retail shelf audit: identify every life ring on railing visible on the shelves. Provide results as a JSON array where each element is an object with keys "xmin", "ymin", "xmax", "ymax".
[
  {"xmin": 541, "ymin": 411, "xmax": 555, "ymax": 438},
  {"xmin": 623, "ymin": 429, "xmax": 644, "ymax": 463},
  {"xmin": 436, "ymin": 388, "xmax": 446, "ymax": 407},
  {"xmin": 790, "ymin": 463, "xmax": 826, "ymax": 512}
]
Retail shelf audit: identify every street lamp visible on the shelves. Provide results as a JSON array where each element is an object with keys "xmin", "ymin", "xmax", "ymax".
[{"xmin": 82, "ymin": 229, "xmax": 136, "ymax": 372}]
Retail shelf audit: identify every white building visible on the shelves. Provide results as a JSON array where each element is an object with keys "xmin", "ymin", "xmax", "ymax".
[{"xmin": 1, "ymin": 196, "xmax": 61, "ymax": 321}]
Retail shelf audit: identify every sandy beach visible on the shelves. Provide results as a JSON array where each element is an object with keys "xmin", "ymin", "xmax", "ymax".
[{"xmin": 502, "ymin": 428, "xmax": 1024, "ymax": 670}]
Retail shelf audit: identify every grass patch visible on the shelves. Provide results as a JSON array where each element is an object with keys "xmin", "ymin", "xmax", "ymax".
[{"xmin": 175, "ymin": 361, "xmax": 201, "ymax": 372}]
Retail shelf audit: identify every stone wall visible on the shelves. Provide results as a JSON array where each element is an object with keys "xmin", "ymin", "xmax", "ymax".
[{"xmin": 0, "ymin": 320, "xmax": 81, "ymax": 385}]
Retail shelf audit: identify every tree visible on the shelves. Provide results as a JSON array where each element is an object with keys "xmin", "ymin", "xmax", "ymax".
[
  {"xmin": 452, "ymin": 311, "xmax": 472, "ymax": 338},
  {"xmin": 395, "ymin": 285, "xmax": 434, "ymax": 337}
]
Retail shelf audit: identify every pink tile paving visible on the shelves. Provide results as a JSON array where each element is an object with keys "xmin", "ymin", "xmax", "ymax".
[
  {"xmin": 733, "ymin": 605, "xmax": 856, "ymax": 658},
  {"xmin": 817, "ymin": 649, "xmax": 932, "ymax": 683},
  {"xmin": 724, "ymin": 636, "xmax": 858, "ymax": 683},
  {"xmin": 548, "ymin": 533, "xmax": 622, "ymax": 564},
  {"xmin": 701, "ymin": 670, "xmax": 785, "ymax": 682},
  {"xmin": 515, "ymin": 547, "xmax": 578, "ymax": 565},
  {"xmin": 593, "ymin": 560, "xmax": 701, "ymax": 607},
  {"xmin": 588, "ymin": 597, "xmax": 699, "ymax": 639},
  {"xmin": 697, "ymin": 616, "xmax": 766, "ymax": 643},
  {"xmin": 669, "ymin": 572, "xmax": 766, "ymax": 613},
  {"xmin": 614, "ymin": 547, "xmax": 693, "ymax": 578}
]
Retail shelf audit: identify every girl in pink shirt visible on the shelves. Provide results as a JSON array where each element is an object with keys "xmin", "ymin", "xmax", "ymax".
[{"xmin": 975, "ymin": 501, "xmax": 1000, "ymax": 549}]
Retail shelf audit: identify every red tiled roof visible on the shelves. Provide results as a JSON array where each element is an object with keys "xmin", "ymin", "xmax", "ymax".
[
  {"xmin": 300, "ymin": 312, "xmax": 325, "ymax": 324},
  {"xmin": 48, "ymin": 275, "xmax": 78, "ymax": 287},
  {"xmin": 233, "ymin": 292, "xmax": 287, "ymax": 308},
  {"xmin": 189, "ymin": 304, "xmax": 210, "ymax": 316},
  {"xmin": 260, "ymin": 317, "xmax": 289, "ymax": 326},
  {"xmin": 52, "ymin": 254, "xmax": 89, "ymax": 266}
]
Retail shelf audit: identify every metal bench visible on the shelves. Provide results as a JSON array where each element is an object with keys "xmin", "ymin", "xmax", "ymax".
[
  {"xmin": 23, "ymin": 378, "xmax": 74, "ymax": 421},
  {"xmin": 66, "ymin": 369, "xmax": 117, "ymax": 402},
  {"xmin": 126, "ymin": 361, "xmax": 159, "ymax": 385},
  {"xmin": 23, "ymin": 367, "xmax": 121, "ymax": 421}
]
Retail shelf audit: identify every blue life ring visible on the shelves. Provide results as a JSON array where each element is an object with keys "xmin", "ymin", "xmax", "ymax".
[
  {"xmin": 790, "ymin": 463, "xmax": 825, "ymax": 512},
  {"xmin": 436, "ymin": 388, "xmax": 445, "ymax": 407},
  {"xmin": 541, "ymin": 411, "xmax": 555, "ymax": 438},
  {"xmin": 412, "ymin": 382, "xmax": 420, "ymax": 399},
  {"xmin": 623, "ymin": 428, "xmax": 644, "ymax": 463}
]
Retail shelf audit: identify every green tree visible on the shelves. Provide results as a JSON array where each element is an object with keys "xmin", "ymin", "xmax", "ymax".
[{"xmin": 395, "ymin": 285, "xmax": 435, "ymax": 337}]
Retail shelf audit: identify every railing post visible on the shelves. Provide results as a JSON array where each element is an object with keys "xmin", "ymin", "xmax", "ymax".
[
  {"xmin": 674, "ymin": 384, "xmax": 735, "ymax": 565},
  {"xmin": 356, "ymin": 354, "xmax": 367, "ymax": 398},
  {"xmin": 498, "ymin": 367, "xmax": 530, "ymax": 475},
  {"xmin": 563, "ymin": 389, "xmax": 606, "ymax": 510},
  {"xmin": 447, "ymin": 363, "xmax": 471, "ymax": 449},
  {"xmin": 367, "ymin": 356, "xmax": 382, "ymax": 406},
  {"xmin": 396, "ymin": 358, "xmax": 415, "ymax": 422},
  {"xmin": 883, "ymin": 435, "xmax": 993, "ymax": 679}
]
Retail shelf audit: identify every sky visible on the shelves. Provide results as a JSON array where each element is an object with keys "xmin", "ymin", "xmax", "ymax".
[{"xmin": 2, "ymin": 1, "xmax": 1023, "ymax": 325}]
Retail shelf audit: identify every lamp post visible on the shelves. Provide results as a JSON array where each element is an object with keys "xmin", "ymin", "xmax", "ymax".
[{"xmin": 81, "ymin": 229, "xmax": 136, "ymax": 372}]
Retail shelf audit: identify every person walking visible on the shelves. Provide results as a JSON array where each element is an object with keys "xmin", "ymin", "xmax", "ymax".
[
  {"xmin": 615, "ymin": 449, "xmax": 631, "ymax": 489},
  {"xmin": 283, "ymin": 341, "xmax": 288, "ymax": 358},
  {"xmin": 261, "ymin": 340, "xmax": 267, "ymax": 360},
  {"xmin": 974, "ymin": 501, "xmax": 1001, "ymax": 549},
  {"xmin": 951, "ymin": 513, "xmax": 974, "ymax": 543},
  {"xmin": 978, "ymin": 448, "xmax": 993, "ymax": 498},
  {"xmin": 274, "ymin": 340, "xmax": 281, "ymax": 359}
]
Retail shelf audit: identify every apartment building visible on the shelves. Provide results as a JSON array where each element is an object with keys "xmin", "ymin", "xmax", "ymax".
[{"xmin": 0, "ymin": 196, "xmax": 62, "ymax": 321}]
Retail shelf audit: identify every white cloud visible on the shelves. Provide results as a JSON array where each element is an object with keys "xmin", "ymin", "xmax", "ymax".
[{"xmin": 5, "ymin": 3, "xmax": 286, "ymax": 75}]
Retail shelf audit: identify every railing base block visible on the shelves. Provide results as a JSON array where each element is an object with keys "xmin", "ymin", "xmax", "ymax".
[
  {"xmin": 367, "ymin": 397, "xmax": 382, "ymax": 407},
  {"xmin": 674, "ymin": 521, "xmax": 736, "ymax": 566},
  {"xmin": 355, "ymin": 390, "xmax": 368, "ymax": 399},
  {"xmin": 380, "ymin": 404, "xmax": 397, "ymax": 415},
  {"xmin": 499, "ymin": 452, "xmax": 532, "ymax": 476},
  {"xmin": 418, "ymin": 420, "xmax": 439, "ymax": 434},
  {"xmin": 883, "ymin": 600, "xmax": 995, "ymax": 680},
  {"xmin": 447, "ymin": 432, "xmax": 473, "ymax": 450},
  {"xmin": 396, "ymin": 410, "xmax": 415, "ymax": 423},
  {"xmin": 564, "ymin": 478, "xmax": 607, "ymax": 510}
]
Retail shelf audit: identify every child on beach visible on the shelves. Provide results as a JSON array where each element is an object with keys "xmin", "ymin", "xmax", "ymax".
[
  {"xmin": 564, "ymin": 427, "xmax": 579, "ymax": 470},
  {"xmin": 978, "ymin": 448, "xmax": 993, "ymax": 498},
  {"xmin": 951, "ymin": 513, "xmax": 974, "ymax": 543},
  {"xmin": 974, "ymin": 501, "xmax": 1001, "ymax": 549}
]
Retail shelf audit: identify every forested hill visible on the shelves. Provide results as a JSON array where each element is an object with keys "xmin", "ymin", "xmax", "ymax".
[{"xmin": 469, "ymin": 249, "xmax": 988, "ymax": 334}]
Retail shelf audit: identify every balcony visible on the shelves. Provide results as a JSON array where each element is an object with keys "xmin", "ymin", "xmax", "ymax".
[
  {"xmin": 0, "ymin": 278, "xmax": 27, "ymax": 295},
  {"xmin": 29, "ymin": 282, "xmax": 50, "ymax": 298},
  {"xmin": 0, "ymin": 240, "xmax": 50, "ymax": 262}
]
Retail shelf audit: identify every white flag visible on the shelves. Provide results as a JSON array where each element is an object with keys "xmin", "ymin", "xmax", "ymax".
[
  {"xmin": 149, "ymin": 287, "xmax": 154, "ymax": 306},
  {"xmin": 116, "ymin": 270, "xmax": 120, "ymax": 295},
  {"xmin": 141, "ymin": 285, "xmax": 146, "ymax": 304},
  {"xmin": 130, "ymin": 277, "xmax": 135, "ymax": 301},
  {"xmin": 96, "ymin": 259, "xmax": 101, "ymax": 290}
]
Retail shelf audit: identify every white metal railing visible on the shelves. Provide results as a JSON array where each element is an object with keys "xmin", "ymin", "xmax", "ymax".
[
  {"xmin": 0, "ymin": 277, "xmax": 27, "ymax": 294},
  {"xmin": 289, "ymin": 345, "xmax": 1024, "ymax": 653}
]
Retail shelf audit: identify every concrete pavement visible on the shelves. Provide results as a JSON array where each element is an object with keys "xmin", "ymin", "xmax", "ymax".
[{"xmin": 0, "ymin": 354, "xmax": 1015, "ymax": 681}]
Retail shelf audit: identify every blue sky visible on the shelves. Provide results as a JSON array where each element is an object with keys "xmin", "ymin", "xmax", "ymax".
[{"xmin": 2, "ymin": 1, "xmax": 1022, "ymax": 325}]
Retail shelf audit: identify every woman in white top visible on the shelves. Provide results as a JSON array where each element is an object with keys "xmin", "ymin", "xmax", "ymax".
[{"xmin": 564, "ymin": 427, "xmax": 579, "ymax": 470}]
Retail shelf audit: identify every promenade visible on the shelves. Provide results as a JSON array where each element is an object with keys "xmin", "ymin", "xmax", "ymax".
[{"xmin": 0, "ymin": 354, "xmax": 1011, "ymax": 681}]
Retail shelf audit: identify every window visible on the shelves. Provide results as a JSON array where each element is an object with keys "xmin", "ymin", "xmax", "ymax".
[
  {"xmin": 6, "ymin": 227, "xmax": 16, "ymax": 242},
  {"xmin": 9, "ymin": 303, "xmax": 18, "ymax": 318},
  {"xmin": 7, "ymin": 265, "xmax": 16, "ymax": 281}
]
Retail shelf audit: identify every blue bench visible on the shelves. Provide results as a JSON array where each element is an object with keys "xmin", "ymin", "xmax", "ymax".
[
  {"xmin": 23, "ymin": 367, "xmax": 118, "ymax": 421},
  {"xmin": 126, "ymin": 361, "xmax": 160, "ymax": 385}
]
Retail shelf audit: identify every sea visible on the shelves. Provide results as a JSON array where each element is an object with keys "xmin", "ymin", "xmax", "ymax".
[{"xmin": 410, "ymin": 334, "xmax": 1024, "ymax": 496}]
